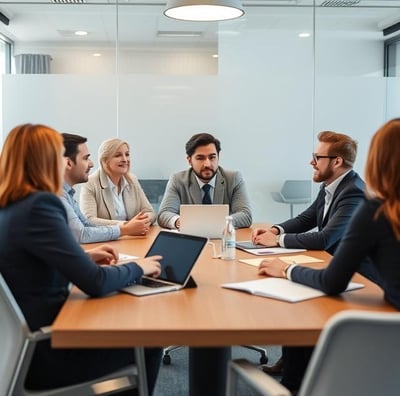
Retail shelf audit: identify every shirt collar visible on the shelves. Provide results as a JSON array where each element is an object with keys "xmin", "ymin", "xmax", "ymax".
[
  {"xmin": 63, "ymin": 182, "xmax": 75, "ymax": 197},
  {"xmin": 195, "ymin": 174, "xmax": 216, "ymax": 190},
  {"xmin": 324, "ymin": 169, "xmax": 351, "ymax": 196},
  {"xmin": 106, "ymin": 175, "xmax": 128, "ymax": 193}
]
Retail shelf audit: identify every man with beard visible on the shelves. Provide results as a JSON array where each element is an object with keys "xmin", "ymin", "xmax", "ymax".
[
  {"xmin": 252, "ymin": 131, "xmax": 365, "ymax": 255},
  {"xmin": 252, "ymin": 131, "xmax": 366, "ymax": 386},
  {"xmin": 157, "ymin": 132, "xmax": 252, "ymax": 230}
]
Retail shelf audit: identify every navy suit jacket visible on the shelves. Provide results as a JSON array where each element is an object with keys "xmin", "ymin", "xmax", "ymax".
[
  {"xmin": 278, "ymin": 170, "xmax": 365, "ymax": 255},
  {"xmin": 0, "ymin": 192, "xmax": 143, "ymax": 331},
  {"xmin": 291, "ymin": 199, "xmax": 400, "ymax": 309}
]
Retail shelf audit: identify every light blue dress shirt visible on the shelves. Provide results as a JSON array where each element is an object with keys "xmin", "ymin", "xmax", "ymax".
[{"xmin": 61, "ymin": 182, "xmax": 120, "ymax": 243}]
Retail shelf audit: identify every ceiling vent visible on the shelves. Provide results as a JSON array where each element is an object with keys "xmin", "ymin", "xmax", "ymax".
[
  {"xmin": 320, "ymin": 0, "xmax": 360, "ymax": 6},
  {"xmin": 51, "ymin": 0, "xmax": 87, "ymax": 4}
]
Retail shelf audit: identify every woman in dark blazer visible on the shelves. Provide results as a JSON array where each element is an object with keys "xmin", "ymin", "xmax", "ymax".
[
  {"xmin": 0, "ymin": 124, "xmax": 162, "ymax": 394},
  {"xmin": 258, "ymin": 118, "xmax": 400, "ymax": 393}
]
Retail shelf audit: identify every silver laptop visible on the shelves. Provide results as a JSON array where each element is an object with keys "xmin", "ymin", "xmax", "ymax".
[
  {"xmin": 122, "ymin": 231, "xmax": 207, "ymax": 296},
  {"xmin": 180, "ymin": 204, "xmax": 229, "ymax": 239}
]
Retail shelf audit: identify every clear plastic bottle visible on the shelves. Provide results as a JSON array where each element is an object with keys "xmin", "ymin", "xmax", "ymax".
[{"xmin": 221, "ymin": 215, "xmax": 236, "ymax": 260}]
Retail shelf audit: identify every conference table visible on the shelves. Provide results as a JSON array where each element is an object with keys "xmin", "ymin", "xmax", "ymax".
[{"xmin": 52, "ymin": 225, "xmax": 396, "ymax": 395}]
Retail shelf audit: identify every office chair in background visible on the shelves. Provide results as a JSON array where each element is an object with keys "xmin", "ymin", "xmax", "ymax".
[
  {"xmin": 138, "ymin": 179, "xmax": 168, "ymax": 214},
  {"xmin": 0, "ymin": 274, "xmax": 149, "ymax": 396},
  {"xmin": 271, "ymin": 180, "xmax": 312, "ymax": 218},
  {"xmin": 226, "ymin": 310, "xmax": 400, "ymax": 396}
]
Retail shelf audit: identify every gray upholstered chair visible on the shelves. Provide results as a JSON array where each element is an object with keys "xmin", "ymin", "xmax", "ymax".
[
  {"xmin": 226, "ymin": 310, "xmax": 400, "ymax": 396},
  {"xmin": 0, "ymin": 273, "xmax": 148, "ymax": 396},
  {"xmin": 271, "ymin": 180, "xmax": 312, "ymax": 218}
]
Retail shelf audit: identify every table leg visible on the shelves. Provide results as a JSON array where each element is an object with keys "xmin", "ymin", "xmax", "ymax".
[{"xmin": 189, "ymin": 347, "xmax": 231, "ymax": 396}]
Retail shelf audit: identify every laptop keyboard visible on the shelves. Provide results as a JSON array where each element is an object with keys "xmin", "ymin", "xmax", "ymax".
[{"xmin": 141, "ymin": 277, "xmax": 168, "ymax": 288}]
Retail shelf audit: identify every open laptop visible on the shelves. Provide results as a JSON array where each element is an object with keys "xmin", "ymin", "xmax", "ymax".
[
  {"xmin": 122, "ymin": 231, "xmax": 207, "ymax": 296},
  {"xmin": 180, "ymin": 204, "xmax": 229, "ymax": 239}
]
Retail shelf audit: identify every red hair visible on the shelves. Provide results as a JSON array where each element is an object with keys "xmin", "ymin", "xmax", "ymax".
[
  {"xmin": 365, "ymin": 119, "xmax": 400, "ymax": 239},
  {"xmin": 0, "ymin": 124, "xmax": 64, "ymax": 207}
]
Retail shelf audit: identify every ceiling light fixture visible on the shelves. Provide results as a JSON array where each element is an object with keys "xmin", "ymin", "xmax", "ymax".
[
  {"xmin": 74, "ymin": 30, "xmax": 88, "ymax": 36},
  {"xmin": 164, "ymin": 0, "xmax": 244, "ymax": 22}
]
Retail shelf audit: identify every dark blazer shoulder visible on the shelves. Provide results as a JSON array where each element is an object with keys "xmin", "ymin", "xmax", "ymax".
[{"xmin": 25, "ymin": 191, "xmax": 67, "ymax": 218}]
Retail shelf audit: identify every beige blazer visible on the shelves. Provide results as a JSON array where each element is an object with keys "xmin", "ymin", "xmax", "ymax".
[{"xmin": 80, "ymin": 168, "xmax": 156, "ymax": 225}]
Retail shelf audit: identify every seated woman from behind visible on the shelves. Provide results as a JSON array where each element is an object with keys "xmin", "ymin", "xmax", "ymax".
[{"xmin": 0, "ymin": 124, "xmax": 162, "ymax": 394}]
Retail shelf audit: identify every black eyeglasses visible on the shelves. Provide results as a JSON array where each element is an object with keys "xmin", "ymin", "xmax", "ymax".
[{"xmin": 312, "ymin": 153, "xmax": 337, "ymax": 162}]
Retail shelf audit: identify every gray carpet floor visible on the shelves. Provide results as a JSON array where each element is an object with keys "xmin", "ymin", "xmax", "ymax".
[{"xmin": 153, "ymin": 345, "xmax": 282, "ymax": 396}]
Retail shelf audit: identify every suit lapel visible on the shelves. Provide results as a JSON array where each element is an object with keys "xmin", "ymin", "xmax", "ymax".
[
  {"xmin": 320, "ymin": 170, "xmax": 355, "ymax": 227},
  {"xmin": 213, "ymin": 171, "xmax": 225, "ymax": 204},
  {"xmin": 99, "ymin": 170, "xmax": 116, "ymax": 218},
  {"xmin": 188, "ymin": 171, "xmax": 203, "ymax": 203}
]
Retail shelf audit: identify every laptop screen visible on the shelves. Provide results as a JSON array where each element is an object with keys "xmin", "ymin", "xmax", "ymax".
[
  {"xmin": 145, "ymin": 231, "xmax": 207, "ymax": 284},
  {"xmin": 180, "ymin": 204, "xmax": 229, "ymax": 239}
]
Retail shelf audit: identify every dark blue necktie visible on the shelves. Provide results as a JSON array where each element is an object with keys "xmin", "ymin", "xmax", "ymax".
[{"xmin": 202, "ymin": 184, "xmax": 212, "ymax": 204}]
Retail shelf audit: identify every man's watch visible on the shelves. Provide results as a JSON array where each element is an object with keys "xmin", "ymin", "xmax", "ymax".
[{"xmin": 275, "ymin": 235, "xmax": 280, "ymax": 246}]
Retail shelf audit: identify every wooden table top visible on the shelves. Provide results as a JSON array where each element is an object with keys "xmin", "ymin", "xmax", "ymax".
[{"xmin": 52, "ymin": 226, "xmax": 395, "ymax": 348}]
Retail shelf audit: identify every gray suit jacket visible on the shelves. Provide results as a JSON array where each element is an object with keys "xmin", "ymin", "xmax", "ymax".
[
  {"xmin": 157, "ymin": 166, "xmax": 252, "ymax": 229},
  {"xmin": 80, "ymin": 168, "xmax": 156, "ymax": 225}
]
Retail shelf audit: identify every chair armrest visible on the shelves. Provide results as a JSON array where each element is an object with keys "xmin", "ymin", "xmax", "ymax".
[
  {"xmin": 29, "ymin": 325, "xmax": 52, "ymax": 342},
  {"xmin": 226, "ymin": 359, "xmax": 291, "ymax": 396}
]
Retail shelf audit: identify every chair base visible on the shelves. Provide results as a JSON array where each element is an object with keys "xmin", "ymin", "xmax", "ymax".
[{"xmin": 162, "ymin": 345, "xmax": 268, "ymax": 365}]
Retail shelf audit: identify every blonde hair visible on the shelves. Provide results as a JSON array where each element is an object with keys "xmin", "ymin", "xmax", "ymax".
[
  {"xmin": 0, "ymin": 124, "xmax": 64, "ymax": 207},
  {"xmin": 365, "ymin": 118, "xmax": 400, "ymax": 240},
  {"xmin": 98, "ymin": 138, "xmax": 133, "ymax": 183}
]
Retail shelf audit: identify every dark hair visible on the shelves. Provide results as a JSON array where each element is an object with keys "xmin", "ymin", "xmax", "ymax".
[
  {"xmin": 185, "ymin": 133, "xmax": 221, "ymax": 157},
  {"xmin": 318, "ymin": 131, "xmax": 357, "ymax": 168},
  {"xmin": 62, "ymin": 133, "xmax": 87, "ymax": 163}
]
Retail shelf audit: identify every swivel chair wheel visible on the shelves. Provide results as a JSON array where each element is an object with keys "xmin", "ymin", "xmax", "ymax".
[{"xmin": 162, "ymin": 353, "xmax": 171, "ymax": 365}]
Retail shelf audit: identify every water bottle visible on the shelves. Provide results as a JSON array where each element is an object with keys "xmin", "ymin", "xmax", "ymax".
[{"xmin": 221, "ymin": 215, "xmax": 236, "ymax": 260}]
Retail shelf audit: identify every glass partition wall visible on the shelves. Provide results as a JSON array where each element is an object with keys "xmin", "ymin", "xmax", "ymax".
[{"xmin": 1, "ymin": 0, "xmax": 399, "ymax": 222}]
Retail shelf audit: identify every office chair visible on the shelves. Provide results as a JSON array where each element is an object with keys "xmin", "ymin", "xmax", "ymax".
[
  {"xmin": 138, "ymin": 179, "xmax": 168, "ymax": 213},
  {"xmin": 271, "ymin": 180, "xmax": 312, "ymax": 218},
  {"xmin": 162, "ymin": 345, "xmax": 268, "ymax": 365},
  {"xmin": 0, "ymin": 274, "xmax": 148, "ymax": 396},
  {"xmin": 226, "ymin": 310, "xmax": 400, "ymax": 396}
]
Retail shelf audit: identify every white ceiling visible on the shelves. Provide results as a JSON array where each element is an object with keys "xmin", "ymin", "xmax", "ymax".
[{"xmin": 0, "ymin": 0, "xmax": 400, "ymax": 49}]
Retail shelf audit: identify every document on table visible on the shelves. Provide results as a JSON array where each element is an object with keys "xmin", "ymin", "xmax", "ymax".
[
  {"xmin": 239, "ymin": 255, "xmax": 325, "ymax": 267},
  {"xmin": 237, "ymin": 246, "xmax": 306, "ymax": 256},
  {"xmin": 117, "ymin": 253, "xmax": 139, "ymax": 264},
  {"xmin": 221, "ymin": 278, "xmax": 364, "ymax": 303}
]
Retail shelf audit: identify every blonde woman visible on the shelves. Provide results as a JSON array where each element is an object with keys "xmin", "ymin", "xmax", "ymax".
[{"xmin": 80, "ymin": 138, "xmax": 156, "ymax": 234}]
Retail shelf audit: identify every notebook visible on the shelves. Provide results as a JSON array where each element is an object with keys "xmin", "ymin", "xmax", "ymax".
[
  {"xmin": 221, "ymin": 278, "xmax": 364, "ymax": 303},
  {"xmin": 179, "ymin": 204, "xmax": 229, "ymax": 239},
  {"xmin": 122, "ymin": 230, "xmax": 207, "ymax": 296}
]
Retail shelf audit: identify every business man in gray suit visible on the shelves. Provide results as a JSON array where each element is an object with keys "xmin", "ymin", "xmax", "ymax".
[{"xmin": 157, "ymin": 132, "xmax": 252, "ymax": 229}]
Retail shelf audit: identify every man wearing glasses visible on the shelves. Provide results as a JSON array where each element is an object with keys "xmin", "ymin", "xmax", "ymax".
[
  {"xmin": 252, "ymin": 131, "xmax": 368, "ymax": 387},
  {"xmin": 252, "ymin": 131, "xmax": 365, "ymax": 256}
]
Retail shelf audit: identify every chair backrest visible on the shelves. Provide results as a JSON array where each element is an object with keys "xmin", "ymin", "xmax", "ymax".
[
  {"xmin": 280, "ymin": 180, "xmax": 311, "ymax": 202},
  {"xmin": 138, "ymin": 179, "xmax": 168, "ymax": 204},
  {"xmin": 0, "ymin": 274, "xmax": 31, "ymax": 396},
  {"xmin": 299, "ymin": 310, "xmax": 400, "ymax": 396}
]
